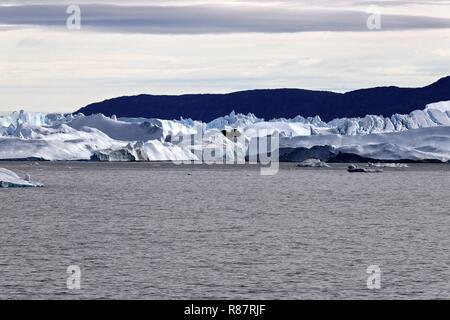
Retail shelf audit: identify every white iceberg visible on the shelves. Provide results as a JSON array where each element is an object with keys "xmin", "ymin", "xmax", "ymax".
[
  {"xmin": 210, "ymin": 101, "xmax": 450, "ymax": 137},
  {"xmin": 368, "ymin": 163, "xmax": 410, "ymax": 168},
  {"xmin": 424, "ymin": 101, "xmax": 450, "ymax": 113},
  {"xmin": 347, "ymin": 165, "xmax": 383, "ymax": 173},
  {"xmin": 0, "ymin": 168, "xmax": 43, "ymax": 188},
  {"xmin": 281, "ymin": 126, "xmax": 450, "ymax": 162},
  {"xmin": 1, "ymin": 101, "xmax": 450, "ymax": 163},
  {"xmin": 92, "ymin": 141, "xmax": 197, "ymax": 162},
  {"xmin": 296, "ymin": 159, "xmax": 331, "ymax": 168},
  {"xmin": 0, "ymin": 124, "xmax": 125, "ymax": 161},
  {"xmin": 67, "ymin": 113, "xmax": 166, "ymax": 142}
]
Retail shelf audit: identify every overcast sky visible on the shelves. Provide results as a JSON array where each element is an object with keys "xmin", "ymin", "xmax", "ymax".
[{"xmin": 1, "ymin": 0, "xmax": 450, "ymax": 112}]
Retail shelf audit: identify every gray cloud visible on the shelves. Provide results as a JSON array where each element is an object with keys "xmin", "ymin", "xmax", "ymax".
[{"xmin": 1, "ymin": 4, "xmax": 450, "ymax": 33}]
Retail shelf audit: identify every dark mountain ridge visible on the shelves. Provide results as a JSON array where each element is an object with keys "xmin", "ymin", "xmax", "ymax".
[{"xmin": 76, "ymin": 76, "xmax": 450, "ymax": 122}]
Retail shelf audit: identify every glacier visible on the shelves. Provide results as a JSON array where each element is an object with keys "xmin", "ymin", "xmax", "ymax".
[{"xmin": 0, "ymin": 101, "xmax": 450, "ymax": 162}]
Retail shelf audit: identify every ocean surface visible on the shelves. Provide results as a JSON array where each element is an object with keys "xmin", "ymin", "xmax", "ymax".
[{"xmin": 0, "ymin": 162, "xmax": 449, "ymax": 299}]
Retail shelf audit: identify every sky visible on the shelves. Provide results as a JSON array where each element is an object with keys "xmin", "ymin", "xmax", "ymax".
[{"xmin": 1, "ymin": 0, "xmax": 450, "ymax": 112}]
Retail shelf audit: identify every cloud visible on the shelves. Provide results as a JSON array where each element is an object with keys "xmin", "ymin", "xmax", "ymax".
[
  {"xmin": 433, "ymin": 48, "xmax": 450, "ymax": 57},
  {"xmin": 16, "ymin": 37, "xmax": 45, "ymax": 47},
  {"xmin": 1, "ymin": 4, "xmax": 450, "ymax": 34}
]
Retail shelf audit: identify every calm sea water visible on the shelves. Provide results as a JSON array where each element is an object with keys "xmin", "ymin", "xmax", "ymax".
[{"xmin": 0, "ymin": 162, "xmax": 449, "ymax": 299}]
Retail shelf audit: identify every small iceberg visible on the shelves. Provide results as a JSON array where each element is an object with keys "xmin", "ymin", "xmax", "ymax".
[
  {"xmin": 347, "ymin": 165, "xmax": 383, "ymax": 173},
  {"xmin": 0, "ymin": 168, "xmax": 43, "ymax": 188},
  {"xmin": 297, "ymin": 159, "xmax": 331, "ymax": 168},
  {"xmin": 368, "ymin": 162, "xmax": 409, "ymax": 168}
]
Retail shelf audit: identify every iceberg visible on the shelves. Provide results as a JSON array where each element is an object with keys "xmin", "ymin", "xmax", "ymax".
[
  {"xmin": 206, "ymin": 111, "xmax": 263, "ymax": 130},
  {"xmin": 92, "ymin": 141, "xmax": 197, "ymax": 162},
  {"xmin": 67, "ymin": 113, "xmax": 165, "ymax": 142},
  {"xmin": 209, "ymin": 101, "xmax": 450, "ymax": 137},
  {"xmin": 296, "ymin": 159, "xmax": 331, "ymax": 168},
  {"xmin": 0, "ymin": 124, "xmax": 124, "ymax": 161},
  {"xmin": 368, "ymin": 163, "xmax": 410, "ymax": 168},
  {"xmin": 425, "ymin": 101, "xmax": 450, "ymax": 113},
  {"xmin": 1, "ymin": 100, "xmax": 450, "ymax": 163},
  {"xmin": 0, "ymin": 168, "xmax": 43, "ymax": 188},
  {"xmin": 0, "ymin": 110, "xmax": 72, "ymax": 129},
  {"xmin": 281, "ymin": 126, "xmax": 450, "ymax": 162},
  {"xmin": 347, "ymin": 165, "xmax": 383, "ymax": 173}
]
